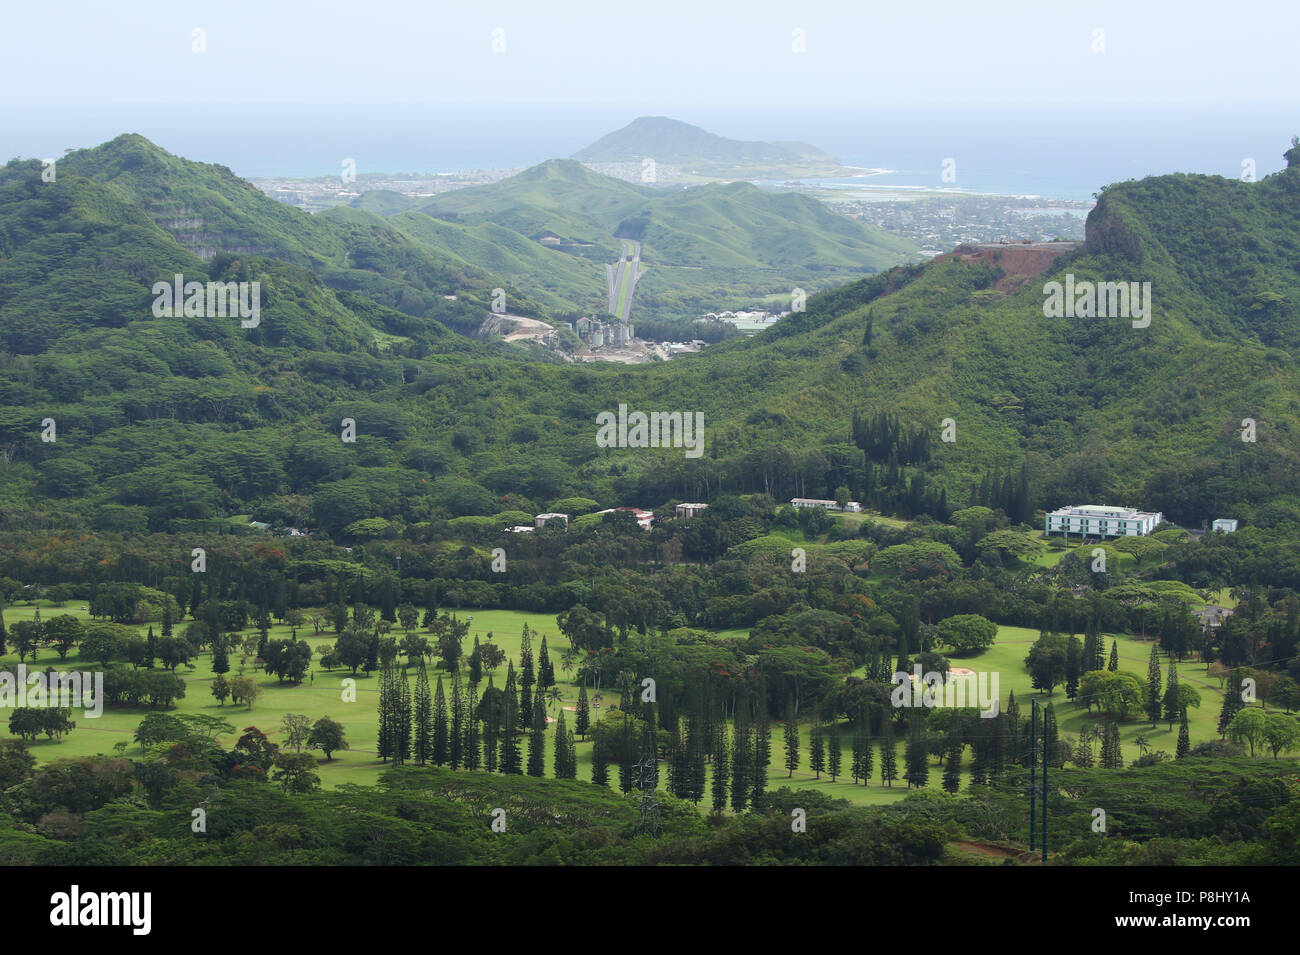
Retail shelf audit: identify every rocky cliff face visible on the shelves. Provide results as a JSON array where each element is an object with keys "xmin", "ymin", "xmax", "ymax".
[{"xmin": 1085, "ymin": 198, "xmax": 1145, "ymax": 263}]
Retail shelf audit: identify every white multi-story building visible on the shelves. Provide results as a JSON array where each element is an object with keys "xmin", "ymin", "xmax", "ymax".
[
  {"xmin": 1211, "ymin": 518, "xmax": 1238, "ymax": 533},
  {"xmin": 1044, "ymin": 504, "xmax": 1163, "ymax": 538},
  {"xmin": 534, "ymin": 513, "xmax": 569, "ymax": 528},
  {"xmin": 675, "ymin": 503, "xmax": 709, "ymax": 520}
]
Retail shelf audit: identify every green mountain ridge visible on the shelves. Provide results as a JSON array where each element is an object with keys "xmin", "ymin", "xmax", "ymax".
[
  {"xmin": 412, "ymin": 157, "xmax": 916, "ymax": 319},
  {"xmin": 54, "ymin": 134, "xmax": 549, "ymax": 337},
  {"xmin": 2, "ymin": 138, "xmax": 1299, "ymax": 538}
]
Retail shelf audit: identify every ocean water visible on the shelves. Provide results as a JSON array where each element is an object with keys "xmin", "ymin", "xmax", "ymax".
[{"xmin": 3, "ymin": 102, "xmax": 1293, "ymax": 201}]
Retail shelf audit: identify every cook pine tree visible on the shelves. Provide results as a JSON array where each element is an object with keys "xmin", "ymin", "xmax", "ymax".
[
  {"xmin": 783, "ymin": 699, "xmax": 799, "ymax": 777},
  {"xmin": 432, "ymin": 674, "xmax": 449, "ymax": 765},
  {"xmin": 731, "ymin": 702, "xmax": 752, "ymax": 812},
  {"xmin": 500, "ymin": 667, "xmax": 522, "ymax": 776},
  {"xmin": 711, "ymin": 721, "xmax": 730, "ymax": 812},
  {"xmin": 413, "ymin": 664, "xmax": 432, "ymax": 765},
  {"xmin": 1145, "ymin": 645, "xmax": 1163, "ymax": 726},
  {"xmin": 880, "ymin": 722, "xmax": 898, "ymax": 787},
  {"xmin": 527, "ymin": 688, "xmax": 546, "ymax": 777},
  {"xmin": 827, "ymin": 722, "xmax": 842, "ymax": 782},
  {"xmin": 449, "ymin": 669, "xmax": 465, "ymax": 770}
]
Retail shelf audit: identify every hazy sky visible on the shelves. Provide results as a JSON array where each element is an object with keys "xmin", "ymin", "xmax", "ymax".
[{"xmin": 4, "ymin": 0, "xmax": 1297, "ymax": 108}]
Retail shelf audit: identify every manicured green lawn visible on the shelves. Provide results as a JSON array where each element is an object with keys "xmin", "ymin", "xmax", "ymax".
[{"xmin": 4, "ymin": 603, "xmax": 1293, "ymax": 806}]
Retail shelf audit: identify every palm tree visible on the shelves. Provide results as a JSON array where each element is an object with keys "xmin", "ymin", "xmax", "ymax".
[
  {"xmin": 545, "ymin": 685, "xmax": 563, "ymax": 713},
  {"xmin": 1134, "ymin": 735, "xmax": 1150, "ymax": 757}
]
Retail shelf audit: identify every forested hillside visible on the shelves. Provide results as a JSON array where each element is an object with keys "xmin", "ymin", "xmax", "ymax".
[
  {"xmin": 413, "ymin": 157, "xmax": 916, "ymax": 318},
  {"xmin": 2, "ymin": 140, "xmax": 1299, "ymax": 537}
]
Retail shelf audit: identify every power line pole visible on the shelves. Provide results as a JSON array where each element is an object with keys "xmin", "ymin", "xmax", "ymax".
[{"xmin": 634, "ymin": 720, "xmax": 661, "ymax": 837}]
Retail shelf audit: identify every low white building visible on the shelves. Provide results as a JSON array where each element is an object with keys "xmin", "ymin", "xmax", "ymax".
[
  {"xmin": 535, "ymin": 513, "xmax": 569, "ymax": 528},
  {"xmin": 1044, "ymin": 504, "xmax": 1163, "ymax": 538},
  {"xmin": 790, "ymin": 498, "xmax": 862, "ymax": 512},
  {"xmin": 675, "ymin": 503, "xmax": 709, "ymax": 520},
  {"xmin": 1211, "ymin": 518, "xmax": 1238, "ymax": 533}
]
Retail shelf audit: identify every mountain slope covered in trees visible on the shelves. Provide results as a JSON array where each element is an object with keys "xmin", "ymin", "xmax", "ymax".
[
  {"xmin": 1, "ymin": 140, "xmax": 1299, "ymax": 536},
  {"xmin": 410, "ymin": 158, "xmax": 917, "ymax": 318}
]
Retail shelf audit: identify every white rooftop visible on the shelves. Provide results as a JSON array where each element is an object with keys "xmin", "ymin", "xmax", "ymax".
[{"xmin": 1048, "ymin": 504, "xmax": 1158, "ymax": 519}]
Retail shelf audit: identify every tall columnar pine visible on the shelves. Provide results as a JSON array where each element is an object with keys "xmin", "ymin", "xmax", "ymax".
[
  {"xmin": 1005, "ymin": 692, "xmax": 1021, "ymax": 766},
  {"xmin": 1102, "ymin": 721, "xmax": 1123, "ymax": 768},
  {"xmin": 0, "ymin": 607, "xmax": 6, "ymax": 656},
  {"xmin": 1096, "ymin": 722, "xmax": 1113, "ymax": 768},
  {"xmin": 376, "ymin": 664, "xmax": 394, "ymax": 762},
  {"xmin": 669, "ymin": 716, "xmax": 688, "ymax": 800},
  {"xmin": 942, "ymin": 734, "xmax": 963, "ymax": 793},
  {"xmin": 1074, "ymin": 725, "xmax": 1094, "ymax": 768},
  {"xmin": 711, "ymin": 723, "xmax": 730, "ymax": 812},
  {"xmin": 989, "ymin": 708, "xmax": 1005, "ymax": 778},
  {"xmin": 751, "ymin": 689, "xmax": 770, "ymax": 805},
  {"xmin": 519, "ymin": 625, "xmax": 535, "ymax": 724},
  {"xmin": 503, "ymin": 659, "xmax": 519, "ymax": 728},
  {"xmin": 783, "ymin": 699, "xmax": 799, "ymax": 777},
  {"xmin": 1162, "ymin": 659, "xmax": 1181, "ymax": 730},
  {"xmin": 686, "ymin": 712, "xmax": 707, "ymax": 803},
  {"xmin": 1091, "ymin": 619, "xmax": 1106, "ymax": 671},
  {"xmin": 809, "ymin": 721, "xmax": 825, "ymax": 779},
  {"xmin": 527, "ymin": 688, "xmax": 547, "ymax": 777},
  {"xmin": 1145, "ymin": 645, "xmax": 1163, "ymax": 726},
  {"xmin": 618, "ymin": 717, "xmax": 634, "ymax": 793},
  {"xmin": 161, "ymin": 602, "xmax": 173, "ymax": 638},
  {"xmin": 880, "ymin": 722, "xmax": 898, "ymax": 787},
  {"xmin": 857, "ymin": 708, "xmax": 874, "ymax": 783},
  {"xmin": 449, "ymin": 669, "xmax": 465, "ymax": 770},
  {"xmin": 731, "ymin": 703, "xmax": 751, "ymax": 812},
  {"xmin": 1065, "ymin": 637, "xmax": 1082, "ymax": 700},
  {"xmin": 1108, "ymin": 640, "xmax": 1119, "ymax": 672},
  {"xmin": 851, "ymin": 714, "xmax": 866, "ymax": 784},
  {"xmin": 576, "ymin": 684, "xmax": 590, "ymax": 739},
  {"xmin": 482, "ymin": 674, "xmax": 500, "ymax": 773},
  {"xmin": 469, "ymin": 635, "xmax": 482, "ymax": 688},
  {"xmin": 212, "ymin": 643, "xmax": 230, "ymax": 675},
  {"xmin": 500, "ymin": 675, "xmax": 522, "ymax": 776},
  {"xmin": 413, "ymin": 664, "xmax": 432, "ymax": 765},
  {"xmin": 397, "ymin": 669, "xmax": 412, "ymax": 764},
  {"xmin": 1176, "ymin": 709, "xmax": 1191, "ymax": 757},
  {"xmin": 538, "ymin": 636, "xmax": 554, "ymax": 688},
  {"xmin": 827, "ymin": 722, "xmax": 842, "ymax": 783},
  {"xmin": 667, "ymin": 715, "xmax": 686, "ymax": 798},
  {"xmin": 904, "ymin": 718, "xmax": 928, "ymax": 789},
  {"xmin": 433, "ymin": 674, "xmax": 449, "ymax": 765},
  {"xmin": 1081, "ymin": 627, "xmax": 1096, "ymax": 676},
  {"xmin": 519, "ymin": 661, "xmax": 534, "ymax": 733},
  {"xmin": 464, "ymin": 686, "xmax": 481, "ymax": 771},
  {"xmin": 364, "ymin": 631, "xmax": 379, "ymax": 674},
  {"xmin": 1044, "ymin": 703, "xmax": 1063, "ymax": 768},
  {"xmin": 591, "ymin": 732, "xmax": 609, "ymax": 787},
  {"xmin": 553, "ymin": 710, "xmax": 574, "ymax": 779},
  {"xmin": 1217, "ymin": 668, "xmax": 1245, "ymax": 736}
]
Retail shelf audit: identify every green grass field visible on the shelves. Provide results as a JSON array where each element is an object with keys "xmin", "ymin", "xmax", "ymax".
[{"xmin": 3, "ymin": 601, "xmax": 1293, "ymax": 805}]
